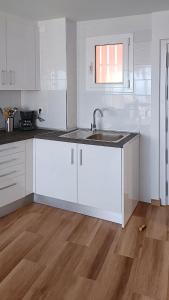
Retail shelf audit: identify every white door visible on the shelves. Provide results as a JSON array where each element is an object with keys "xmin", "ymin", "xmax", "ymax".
[
  {"xmin": 160, "ymin": 40, "xmax": 169, "ymax": 205},
  {"xmin": 77, "ymin": 144, "xmax": 122, "ymax": 213},
  {"xmin": 0, "ymin": 15, "xmax": 7, "ymax": 89},
  {"xmin": 35, "ymin": 139, "xmax": 77, "ymax": 203}
]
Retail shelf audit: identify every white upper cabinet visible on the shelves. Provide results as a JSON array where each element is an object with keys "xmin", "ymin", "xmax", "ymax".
[
  {"xmin": 6, "ymin": 16, "xmax": 25, "ymax": 90},
  {"xmin": 36, "ymin": 18, "xmax": 77, "ymax": 129},
  {"xmin": 0, "ymin": 14, "xmax": 39, "ymax": 90},
  {"xmin": 0, "ymin": 15, "xmax": 7, "ymax": 90}
]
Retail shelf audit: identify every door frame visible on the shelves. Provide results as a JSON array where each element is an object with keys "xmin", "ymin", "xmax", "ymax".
[{"xmin": 160, "ymin": 39, "xmax": 169, "ymax": 205}]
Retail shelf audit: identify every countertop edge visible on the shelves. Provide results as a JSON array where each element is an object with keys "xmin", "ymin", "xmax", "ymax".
[{"xmin": 0, "ymin": 129, "xmax": 139, "ymax": 148}]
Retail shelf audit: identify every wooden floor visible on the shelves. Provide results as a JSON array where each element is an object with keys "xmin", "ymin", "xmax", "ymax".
[{"xmin": 0, "ymin": 202, "xmax": 169, "ymax": 300}]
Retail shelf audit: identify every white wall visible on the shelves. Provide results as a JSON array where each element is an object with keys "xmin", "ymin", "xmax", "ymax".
[{"xmin": 77, "ymin": 14, "xmax": 152, "ymax": 202}]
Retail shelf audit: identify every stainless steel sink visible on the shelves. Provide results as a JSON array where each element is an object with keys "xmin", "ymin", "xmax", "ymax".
[
  {"xmin": 86, "ymin": 132, "xmax": 129, "ymax": 143},
  {"xmin": 60, "ymin": 129, "xmax": 130, "ymax": 143},
  {"xmin": 86, "ymin": 133, "xmax": 124, "ymax": 142}
]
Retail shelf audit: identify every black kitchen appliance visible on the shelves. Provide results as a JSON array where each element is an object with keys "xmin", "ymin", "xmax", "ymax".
[{"xmin": 20, "ymin": 110, "xmax": 36, "ymax": 131}]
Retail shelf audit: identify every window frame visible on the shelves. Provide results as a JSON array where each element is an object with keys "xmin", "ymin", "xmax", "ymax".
[{"xmin": 86, "ymin": 33, "xmax": 133, "ymax": 93}]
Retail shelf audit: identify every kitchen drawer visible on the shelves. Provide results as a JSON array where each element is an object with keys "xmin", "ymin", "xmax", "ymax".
[
  {"xmin": 0, "ymin": 175, "xmax": 25, "ymax": 207},
  {"xmin": 0, "ymin": 164, "xmax": 25, "ymax": 186},
  {"xmin": 0, "ymin": 152, "xmax": 25, "ymax": 169},
  {"xmin": 0, "ymin": 141, "xmax": 25, "ymax": 158}
]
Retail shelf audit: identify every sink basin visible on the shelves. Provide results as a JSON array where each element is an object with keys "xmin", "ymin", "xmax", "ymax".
[
  {"xmin": 60, "ymin": 129, "xmax": 130, "ymax": 143},
  {"xmin": 86, "ymin": 132, "xmax": 128, "ymax": 143}
]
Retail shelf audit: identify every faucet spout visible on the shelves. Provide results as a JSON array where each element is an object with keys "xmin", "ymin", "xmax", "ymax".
[{"xmin": 91, "ymin": 108, "xmax": 103, "ymax": 132}]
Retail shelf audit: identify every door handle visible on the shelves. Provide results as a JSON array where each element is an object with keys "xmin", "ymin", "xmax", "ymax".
[
  {"xmin": 1, "ymin": 70, "xmax": 6, "ymax": 85},
  {"xmin": 0, "ymin": 158, "xmax": 17, "ymax": 165},
  {"xmin": 71, "ymin": 148, "xmax": 74, "ymax": 165},
  {"xmin": 9, "ymin": 70, "xmax": 15, "ymax": 85},
  {"xmin": 0, "ymin": 183, "xmax": 16, "ymax": 191},
  {"xmin": 80, "ymin": 149, "xmax": 83, "ymax": 166},
  {"xmin": 0, "ymin": 170, "xmax": 17, "ymax": 178},
  {"xmin": 9, "ymin": 70, "xmax": 13, "ymax": 85}
]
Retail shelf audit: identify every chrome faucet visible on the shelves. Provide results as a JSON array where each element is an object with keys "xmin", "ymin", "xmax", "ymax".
[{"xmin": 91, "ymin": 108, "xmax": 103, "ymax": 132}]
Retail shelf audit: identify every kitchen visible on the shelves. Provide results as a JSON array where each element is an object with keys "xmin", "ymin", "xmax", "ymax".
[{"xmin": 0, "ymin": 1, "xmax": 168, "ymax": 299}]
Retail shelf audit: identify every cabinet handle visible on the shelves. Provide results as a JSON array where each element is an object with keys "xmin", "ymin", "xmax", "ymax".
[
  {"xmin": 0, "ymin": 147, "xmax": 17, "ymax": 153},
  {"xmin": 0, "ymin": 170, "xmax": 16, "ymax": 178},
  {"xmin": 80, "ymin": 149, "xmax": 83, "ymax": 166},
  {"xmin": 1, "ymin": 70, "xmax": 7, "ymax": 85},
  {"xmin": 71, "ymin": 148, "xmax": 74, "ymax": 165},
  {"xmin": 9, "ymin": 70, "xmax": 13, "ymax": 85},
  {"xmin": 0, "ymin": 183, "xmax": 16, "ymax": 191},
  {"xmin": 13, "ymin": 71, "xmax": 15, "ymax": 85},
  {"xmin": 0, "ymin": 158, "xmax": 17, "ymax": 165}
]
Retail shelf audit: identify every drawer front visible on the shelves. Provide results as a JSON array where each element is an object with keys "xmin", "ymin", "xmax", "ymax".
[
  {"xmin": 0, "ymin": 141, "xmax": 25, "ymax": 158},
  {"xmin": 0, "ymin": 164, "xmax": 25, "ymax": 186},
  {"xmin": 0, "ymin": 152, "xmax": 25, "ymax": 170},
  {"xmin": 0, "ymin": 175, "xmax": 25, "ymax": 207}
]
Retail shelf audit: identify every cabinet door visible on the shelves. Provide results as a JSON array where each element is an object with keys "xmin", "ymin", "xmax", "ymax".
[
  {"xmin": 22, "ymin": 23, "xmax": 38, "ymax": 90},
  {"xmin": 0, "ymin": 15, "xmax": 7, "ymax": 89},
  {"xmin": 35, "ymin": 139, "xmax": 77, "ymax": 203},
  {"xmin": 6, "ymin": 16, "xmax": 38, "ymax": 90},
  {"xmin": 6, "ymin": 16, "xmax": 25, "ymax": 89},
  {"xmin": 78, "ymin": 144, "xmax": 122, "ymax": 213}
]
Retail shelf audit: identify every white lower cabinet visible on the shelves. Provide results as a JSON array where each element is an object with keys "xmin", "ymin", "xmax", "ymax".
[
  {"xmin": 35, "ymin": 139, "xmax": 126, "ymax": 223},
  {"xmin": 0, "ymin": 141, "xmax": 26, "ymax": 207},
  {"xmin": 77, "ymin": 144, "xmax": 122, "ymax": 214},
  {"xmin": 35, "ymin": 137, "xmax": 139, "ymax": 226},
  {"xmin": 0, "ymin": 139, "xmax": 34, "ymax": 208},
  {"xmin": 35, "ymin": 139, "xmax": 77, "ymax": 203},
  {"xmin": 0, "ymin": 136, "xmax": 139, "ymax": 226}
]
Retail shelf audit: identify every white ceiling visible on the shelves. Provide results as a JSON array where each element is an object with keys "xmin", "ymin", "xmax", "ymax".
[{"xmin": 0, "ymin": 0, "xmax": 169, "ymax": 21}]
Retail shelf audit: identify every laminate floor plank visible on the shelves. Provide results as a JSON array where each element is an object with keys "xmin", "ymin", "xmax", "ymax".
[
  {"xmin": 129, "ymin": 237, "xmax": 169, "ymax": 300},
  {"xmin": 145, "ymin": 205, "xmax": 169, "ymax": 241},
  {"xmin": 67, "ymin": 215, "xmax": 101, "ymax": 246},
  {"xmin": 0, "ymin": 212, "xmax": 41, "ymax": 252},
  {"xmin": 88, "ymin": 253, "xmax": 133, "ymax": 300},
  {"xmin": 0, "ymin": 259, "xmax": 45, "ymax": 300},
  {"xmin": 115, "ymin": 215, "xmax": 146, "ymax": 258},
  {"xmin": 75, "ymin": 221, "xmax": 117, "ymax": 280},
  {"xmin": 132, "ymin": 293, "xmax": 157, "ymax": 300},
  {"xmin": 0, "ymin": 231, "xmax": 41, "ymax": 282},
  {"xmin": 0, "ymin": 202, "xmax": 169, "ymax": 300},
  {"xmin": 23, "ymin": 242, "xmax": 86, "ymax": 300}
]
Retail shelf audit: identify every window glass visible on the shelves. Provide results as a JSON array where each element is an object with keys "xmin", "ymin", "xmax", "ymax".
[{"xmin": 95, "ymin": 44, "xmax": 123, "ymax": 84}]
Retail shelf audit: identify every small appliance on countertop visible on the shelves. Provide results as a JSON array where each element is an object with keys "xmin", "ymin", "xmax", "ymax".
[{"xmin": 19, "ymin": 110, "xmax": 37, "ymax": 131}]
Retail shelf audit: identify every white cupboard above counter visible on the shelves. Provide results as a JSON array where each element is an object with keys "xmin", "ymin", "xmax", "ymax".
[
  {"xmin": 0, "ymin": 13, "xmax": 39, "ymax": 90},
  {"xmin": 34, "ymin": 136, "xmax": 139, "ymax": 227}
]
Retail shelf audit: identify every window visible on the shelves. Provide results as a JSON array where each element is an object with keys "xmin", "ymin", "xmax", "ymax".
[
  {"xmin": 95, "ymin": 44, "xmax": 124, "ymax": 84},
  {"xmin": 86, "ymin": 34, "xmax": 133, "ymax": 93}
]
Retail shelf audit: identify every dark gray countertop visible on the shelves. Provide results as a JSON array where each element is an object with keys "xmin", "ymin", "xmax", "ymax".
[
  {"xmin": 0, "ymin": 128, "xmax": 138, "ymax": 148},
  {"xmin": 0, "ymin": 129, "xmax": 63, "ymax": 145}
]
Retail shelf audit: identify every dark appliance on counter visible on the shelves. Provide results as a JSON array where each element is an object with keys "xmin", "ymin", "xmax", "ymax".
[{"xmin": 20, "ymin": 110, "xmax": 36, "ymax": 131}]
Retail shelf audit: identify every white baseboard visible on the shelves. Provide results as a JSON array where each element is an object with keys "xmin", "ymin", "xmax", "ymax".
[
  {"xmin": 0, "ymin": 194, "xmax": 33, "ymax": 218},
  {"xmin": 34, "ymin": 194, "xmax": 122, "ymax": 224}
]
